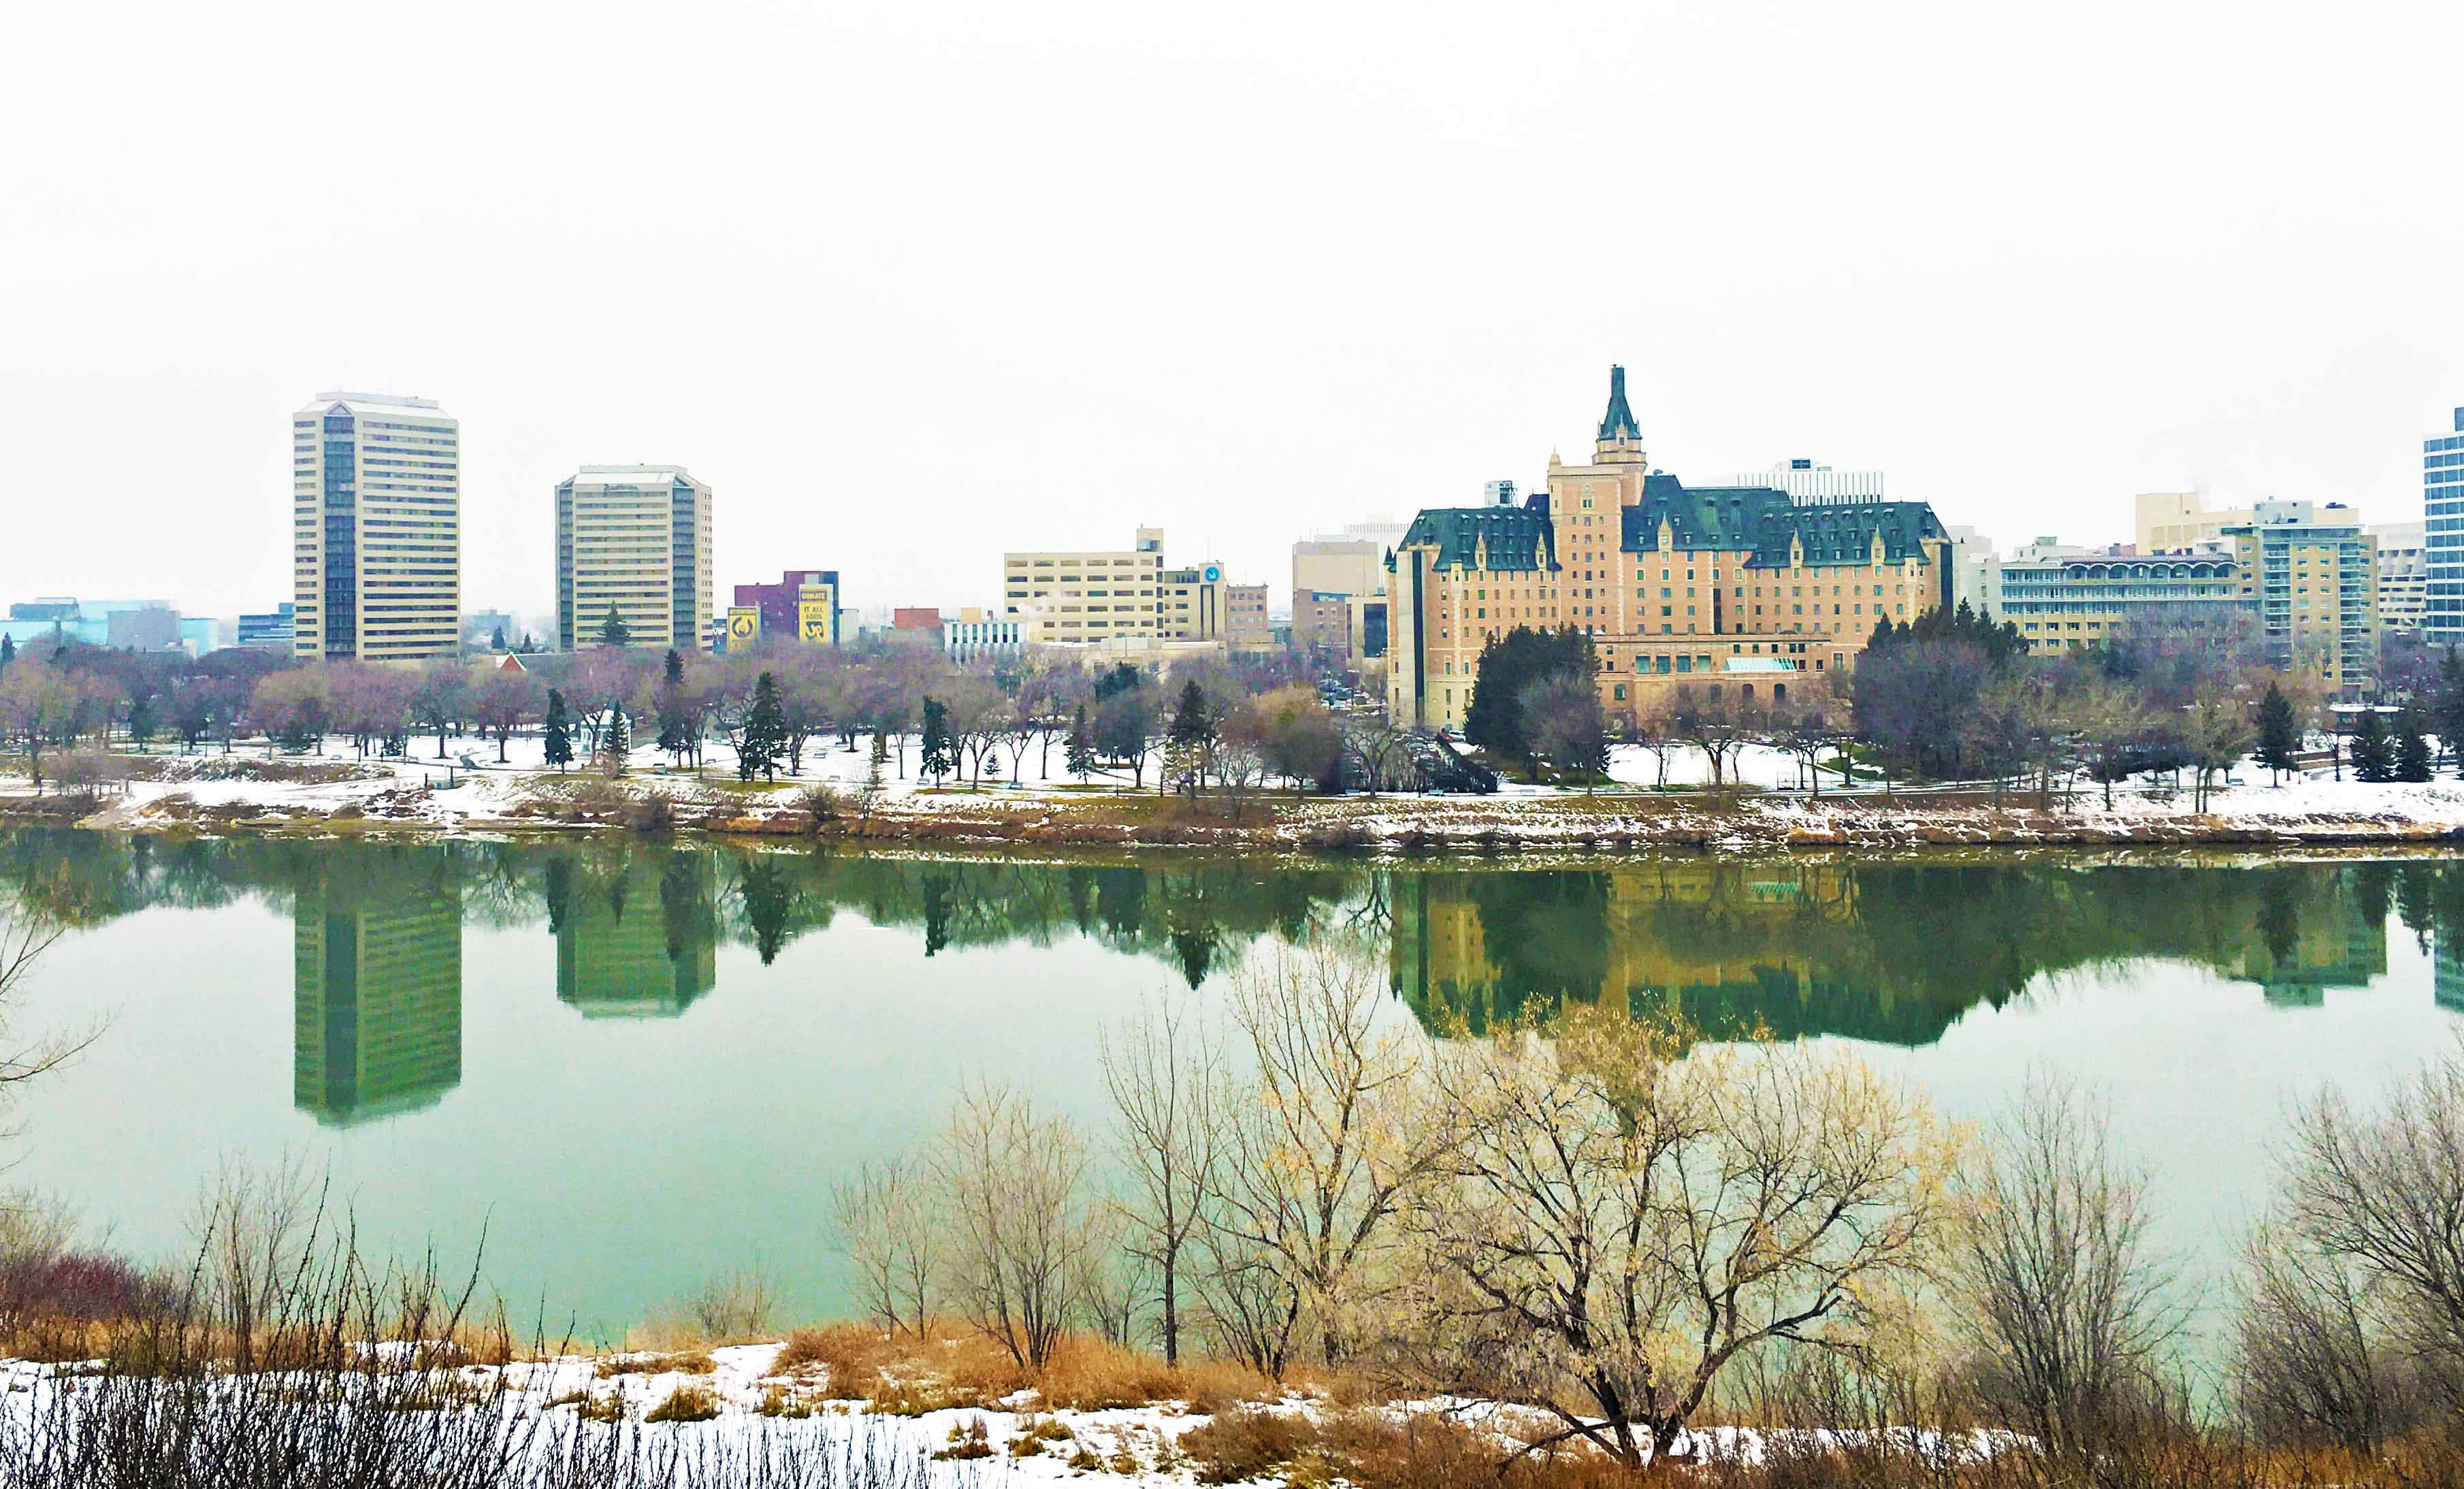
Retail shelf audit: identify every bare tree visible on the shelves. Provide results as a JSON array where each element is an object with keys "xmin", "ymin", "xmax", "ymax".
[
  {"xmin": 930, "ymin": 1079, "xmax": 1097, "ymax": 1371},
  {"xmin": 1099, "ymin": 996, "xmax": 1227, "ymax": 1365},
  {"xmin": 2279, "ymin": 1037, "xmax": 2464, "ymax": 1413},
  {"xmin": 1206, "ymin": 944, "xmax": 1455, "ymax": 1373},
  {"xmin": 1951, "ymin": 1075, "xmax": 2183, "ymax": 1456},
  {"xmin": 2233, "ymin": 1220, "xmax": 2399, "ymax": 1452},
  {"xmin": 830, "ymin": 1156, "xmax": 937, "ymax": 1337},
  {"xmin": 186, "ymin": 1151, "xmax": 325, "ymax": 1362},
  {"xmin": 1409, "ymin": 1007, "xmax": 1952, "ymax": 1473}
]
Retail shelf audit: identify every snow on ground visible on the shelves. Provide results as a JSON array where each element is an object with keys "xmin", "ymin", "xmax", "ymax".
[
  {"xmin": 0, "ymin": 1343, "xmax": 2024, "ymax": 1483},
  {"xmin": 14, "ymin": 727, "xmax": 2464, "ymax": 842}
]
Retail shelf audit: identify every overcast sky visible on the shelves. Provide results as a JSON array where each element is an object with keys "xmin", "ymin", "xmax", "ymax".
[{"xmin": 4, "ymin": 0, "xmax": 2459, "ymax": 629}]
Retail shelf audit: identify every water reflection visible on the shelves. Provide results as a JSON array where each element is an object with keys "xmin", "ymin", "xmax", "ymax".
[
  {"xmin": 4, "ymin": 831, "xmax": 2462, "ymax": 1132},
  {"xmin": 292, "ymin": 847, "xmax": 461, "ymax": 1124}
]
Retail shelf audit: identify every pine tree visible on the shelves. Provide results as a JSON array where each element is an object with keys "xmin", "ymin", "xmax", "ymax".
[
  {"xmin": 919, "ymin": 698, "xmax": 955, "ymax": 784},
  {"xmin": 599, "ymin": 704, "xmax": 632, "ymax": 775},
  {"xmin": 597, "ymin": 604, "xmax": 630, "ymax": 648},
  {"xmin": 0, "ymin": 634, "xmax": 14, "ymax": 666},
  {"xmin": 655, "ymin": 648, "xmax": 694, "ymax": 764},
  {"xmin": 491, "ymin": 625, "xmax": 507, "ymax": 652},
  {"xmin": 2254, "ymin": 681, "xmax": 2300, "ymax": 784},
  {"xmin": 2395, "ymin": 705, "xmax": 2434, "ymax": 783},
  {"xmin": 1167, "ymin": 679, "xmax": 1215, "ymax": 795},
  {"xmin": 1066, "ymin": 701, "xmax": 1095, "ymax": 782},
  {"xmin": 861, "ymin": 728, "xmax": 888, "ymax": 810},
  {"xmin": 543, "ymin": 688, "xmax": 574, "ymax": 771},
  {"xmin": 126, "ymin": 689, "xmax": 157, "ymax": 754},
  {"xmin": 2350, "ymin": 708, "xmax": 2394, "ymax": 783},
  {"xmin": 739, "ymin": 670, "xmax": 786, "ymax": 782}
]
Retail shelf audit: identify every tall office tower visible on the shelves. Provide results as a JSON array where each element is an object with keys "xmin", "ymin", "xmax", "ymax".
[
  {"xmin": 291, "ymin": 392, "xmax": 461, "ymax": 661},
  {"xmin": 2425, "ymin": 408, "xmax": 2464, "ymax": 648},
  {"xmin": 554, "ymin": 465, "xmax": 715, "ymax": 651}
]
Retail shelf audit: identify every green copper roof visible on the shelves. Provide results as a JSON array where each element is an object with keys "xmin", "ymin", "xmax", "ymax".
[
  {"xmin": 1399, "ymin": 473, "xmax": 1945, "ymax": 575},
  {"xmin": 1395, "ymin": 505, "xmax": 1555, "ymax": 572},
  {"xmin": 1598, "ymin": 364, "xmax": 1641, "ymax": 442}
]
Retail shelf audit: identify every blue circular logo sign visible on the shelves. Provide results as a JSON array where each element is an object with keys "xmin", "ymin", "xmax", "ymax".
[{"xmin": 1203, "ymin": 564, "xmax": 1221, "ymax": 582}]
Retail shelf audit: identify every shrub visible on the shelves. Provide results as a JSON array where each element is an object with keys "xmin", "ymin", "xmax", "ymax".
[
  {"xmin": 643, "ymin": 1382, "xmax": 720, "ymax": 1424},
  {"xmin": 1182, "ymin": 1407, "xmax": 1318, "ymax": 1484},
  {"xmin": 933, "ymin": 1419, "xmax": 994, "ymax": 1460},
  {"xmin": 794, "ymin": 784, "xmax": 842, "ymax": 832}
]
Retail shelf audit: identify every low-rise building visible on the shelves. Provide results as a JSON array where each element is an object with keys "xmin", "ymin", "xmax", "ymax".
[
  {"xmin": 943, "ymin": 608, "xmax": 1022, "ymax": 663},
  {"xmin": 237, "ymin": 603, "xmax": 296, "ymax": 651},
  {"xmin": 2370, "ymin": 521, "xmax": 2425, "ymax": 633},
  {"xmin": 1004, "ymin": 527, "xmax": 1235, "ymax": 644},
  {"xmin": 1226, "ymin": 583, "xmax": 1272, "ymax": 649},
  {"xmin": 1998, "ymin": 551, "xmax": 2243, "ymax": 655},
  {"xmin": 731, "ymin": 569, "xmax": 842, "ymax": 645}
]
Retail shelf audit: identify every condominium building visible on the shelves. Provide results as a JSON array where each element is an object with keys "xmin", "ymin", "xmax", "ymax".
[
  {"xmin": 291, "ymin": 392, "xmax": 460, "ymax": 662},
  {"xmin": 2369, "ymin": 521, "xmax": 2426, "ymax": 632},
  {"xmin": 554, "ymin": 465, "xmax": 714, "ymax": 651},
  {"xmin": 1998, "ymin": 551, "xmax": 2243, "ymax": 655},
  {"xmin": 1002, "ymin": 527, "xmax": 1233, "ymax": 643},
  {"xmin": 2222, "ymin": 502, "xmax": 2380, "ymax": 693},
  {"xmin": 2425, "ymin": 409, "xmax": 2464, "ymax": 647},
  {"xmin": 2136, "ymin": 491, "xmax": 2255, "ymax": 553},
  {"xmin": 1387, "ymin": 366, "xmax": 1952, "ymax": 730}
]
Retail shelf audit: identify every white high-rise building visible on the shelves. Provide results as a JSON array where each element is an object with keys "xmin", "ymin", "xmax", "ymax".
[
  {"xmin": 555, "ymin": 465, "xmax": 715, "ymax": 652},
  {"xmin": 2426, "ymin": 409, "xmax": 2464, "ymax": 647},
  {"xmin": 292, "ymin": 392, "xmax": 461, "ymax": 662}
]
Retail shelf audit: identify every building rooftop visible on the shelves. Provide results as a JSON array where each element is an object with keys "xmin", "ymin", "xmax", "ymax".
[{"xmin": 299, "ymin": 391, "xmax": 450, "ymax": 417}]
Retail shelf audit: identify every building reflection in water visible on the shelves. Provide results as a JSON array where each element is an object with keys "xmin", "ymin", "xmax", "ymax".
[
  {"xmin": 1390, "ymin": 860, "xmax": 2399, "ymax": 1044},
  {"xmin": 292, "ymin": 852, "xmax": 464, "ymax": 1125},
  {"xmin": 551, "ymin": 851, "xmax": 717, "ymax": 1018}
]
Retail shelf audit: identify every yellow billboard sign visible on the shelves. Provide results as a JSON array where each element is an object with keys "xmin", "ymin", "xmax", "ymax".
[
  {"xmin": 798, "ymin": 596, "xmax": 834, "ymax": 643},
  {"xmin": 725, "ymin": 607, "xmax": 760, "ymax": 647}
]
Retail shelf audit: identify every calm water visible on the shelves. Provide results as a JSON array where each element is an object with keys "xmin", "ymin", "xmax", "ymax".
[{"xmin": 6, "ymin": 828, "xmax": 2461, "ymax": 1344}]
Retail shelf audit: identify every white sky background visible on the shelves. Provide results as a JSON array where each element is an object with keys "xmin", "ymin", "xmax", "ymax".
[{"xmin": 2, "ymin": 0, "xmax": 2459, "ymax": 627}]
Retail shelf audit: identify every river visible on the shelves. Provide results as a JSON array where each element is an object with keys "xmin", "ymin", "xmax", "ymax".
[{"xmin": 5, "ymin": 828, "xmax": 2458, "ymax": 1347}]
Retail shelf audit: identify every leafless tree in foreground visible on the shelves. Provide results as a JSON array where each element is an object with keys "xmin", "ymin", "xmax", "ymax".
[
  {"xmin": 2277, "ymin": 1036, "xmax": 2464, "ymax": 1418},
  {"xmin": 830, "ymin": 1156, "xmax": 937, "ymax": 1338},
  {"xmin": 2233, "ymin": 1220, "xmax": 2401, "ymax": 1452},
  {"xmin": 1951, "ymin": 1075, "xmax": 2184, "ymax": 1458},
  {"xmin": 1099, "ymin": 994, "xmax": 1227, "ymax": 1365},
  {"xmin": 930, "ymin": 1079, "xmax": 1097, "ymax": 1371},
  {"xmin": 1410, "ymin": 1007, "xmax": 1951, "ymax": 1474},
  {"xmin": 0, "ymin": 916, "xmax": 86, "ymax": 1091},
  {"xmin": 1205, "ymin": 943, "xmax": 1454, "ymax": 1375}
]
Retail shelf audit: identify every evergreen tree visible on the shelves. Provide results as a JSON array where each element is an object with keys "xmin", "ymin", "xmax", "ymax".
[
  {"xmin": 919, "ymin": 697, "xmax": 955, "ymax": 783},
  {"xmin": 2437, "ymin": 647, "xmax": 2464, "ymax": 777},
  {"xmin": 1093, "ymin": 662, "xmax": 1141, "ymax": 702},
  {"xmin": 596, "ymin": 604, "xmax": 630, "ymax": 648},
  {"xmin": 1167, "ymin": 679, "xmax": 1216, "ymax": 795},
  {"xmin": 1066, "ymin": 701, "xmax": 1095, "ymax": 781},
  {"xmin": 600, "ymin": 704, "xmax": 632, "ymax": 774},
  {"xmin": 655, "ymin": 648, "xmax": 694, "ymax": 763},
  {"xmin": 490, "ymin": 625, "xmax": 506, "ymax": 652},
  {"xmin": 1, "ymin": 634, "xmax": 14, "ymax": 666},
  {"xmin": 2395, "ymin": 704, "xmax": 2434, "ymax": 783},
  {"xmin": 126, "ymin": 689, "xmax": 157, "ymax": 754},
  {"xmin": 739, "ymin": 670, "xmax": 787, "ymax": 782},
  {"xmin": 543, "ymin": 688, "xmax": 574, "ymax": 770},
  {"xmin": 2350, "ymin": 708, "xmax": 2394, "ymax": 783},
  {"xmin": 2254, "ymin": 681, "xmax": 2300, "ymax": 784},
  {"xmin": 1462, "ymin": 626, "xmax": 1594, "ymax": 776}
]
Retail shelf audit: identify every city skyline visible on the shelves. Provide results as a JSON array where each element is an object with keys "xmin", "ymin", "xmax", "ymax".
[{"xmin": 4, "ymin": 2, "xmax": 2459, "ymax": 624}]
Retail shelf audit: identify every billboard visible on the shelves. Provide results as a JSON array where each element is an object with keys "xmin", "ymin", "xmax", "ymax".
[
  {"xmin": 797, "ymin": 584, "xmax": 836, "ymax": 644},
  {"xmin": 725, "ymin": 607, "xmax": 760, "ymax": 649}
]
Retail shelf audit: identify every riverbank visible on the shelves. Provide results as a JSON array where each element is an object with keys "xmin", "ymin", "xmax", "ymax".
[{"xmin": 7, "ymin": 749, "xmax": 2464, "ymax": 851}]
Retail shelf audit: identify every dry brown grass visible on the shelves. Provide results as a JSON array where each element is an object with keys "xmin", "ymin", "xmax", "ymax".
[
  {"xmin": 769, "ymin": 1320, "xmax": 1279, "ymax": 1416},
  {"xmin": 595, "ymin": 1349, "xmax": 715, "ymax": 1379},
  {"xmin": 1180, "ymin": 1408, "xmax": 1637, "ymax": 1489}
]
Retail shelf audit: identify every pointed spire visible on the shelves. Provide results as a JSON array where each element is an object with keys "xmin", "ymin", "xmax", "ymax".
[{"xmin": 1598, "ymin": 364, "xmax": 1641, "ymax": 442}]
